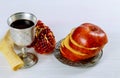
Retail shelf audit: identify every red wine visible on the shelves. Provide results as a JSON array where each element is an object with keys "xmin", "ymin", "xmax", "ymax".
[{"xmin": 10, "ymin": 19, "xmax": 34, "ymax": 29}]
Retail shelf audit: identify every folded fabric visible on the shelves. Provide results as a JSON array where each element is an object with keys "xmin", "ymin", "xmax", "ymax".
[{"xmin": 0, "ymin": 30, "xmax": 24, "ymax": 71}]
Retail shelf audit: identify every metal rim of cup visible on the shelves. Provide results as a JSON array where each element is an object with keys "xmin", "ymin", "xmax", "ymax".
[{"xmin": 7, "ymin": 12, "xmax": 37, "ymax": 29}]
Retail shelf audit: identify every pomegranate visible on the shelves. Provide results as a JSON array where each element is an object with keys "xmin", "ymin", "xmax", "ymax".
[{"xmin": 29, "ymin": 20, "xmax": 56, "ymax": 54}]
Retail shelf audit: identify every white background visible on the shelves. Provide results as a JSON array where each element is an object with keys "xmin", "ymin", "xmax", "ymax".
[{"xmin": 0, "ymin": 0, "xmax": 120, "ymax": 78}]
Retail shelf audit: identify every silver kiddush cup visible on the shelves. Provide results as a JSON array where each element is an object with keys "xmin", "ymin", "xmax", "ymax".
[{"xmin": 7, "ymin": 12, "xmax": 38, "ymax": 68}]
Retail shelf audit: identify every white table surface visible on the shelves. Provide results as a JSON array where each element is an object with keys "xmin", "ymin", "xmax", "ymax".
[{"xmin": 0, "ymin": 0, "xmax": 120, "ymax": 78}]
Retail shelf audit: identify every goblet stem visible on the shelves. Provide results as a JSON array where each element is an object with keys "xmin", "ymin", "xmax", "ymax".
[
  {"xmin": 21, "ymin": 47, "xmax": 27, "ymax": 58},
  {"xmin": 18, "ymin": 47, "xmax": 38, "ymax": 68}
]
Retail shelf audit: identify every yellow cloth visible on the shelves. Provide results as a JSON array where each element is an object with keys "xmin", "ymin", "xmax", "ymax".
[{"xmin": 0, "ymin": 30, "xmax": 24, "ymax": 71}]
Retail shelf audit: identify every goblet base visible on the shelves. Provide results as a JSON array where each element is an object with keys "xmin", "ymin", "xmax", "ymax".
[
  {"xmin": 18, "ymin": 52, "xmax": 38, "ymax": 68},
  {"xmin": 54, "ymin": 39, "xmax": 103, "ymax": 67}
]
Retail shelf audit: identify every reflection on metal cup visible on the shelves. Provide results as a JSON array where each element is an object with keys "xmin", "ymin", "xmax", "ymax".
[
  {"xmin": 7, "ymin": 12, "xmax": 38, "ymax": 68},
  {"xmin": 7, "ymin": 12, "xmax": 37, "ymax": 46}
]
